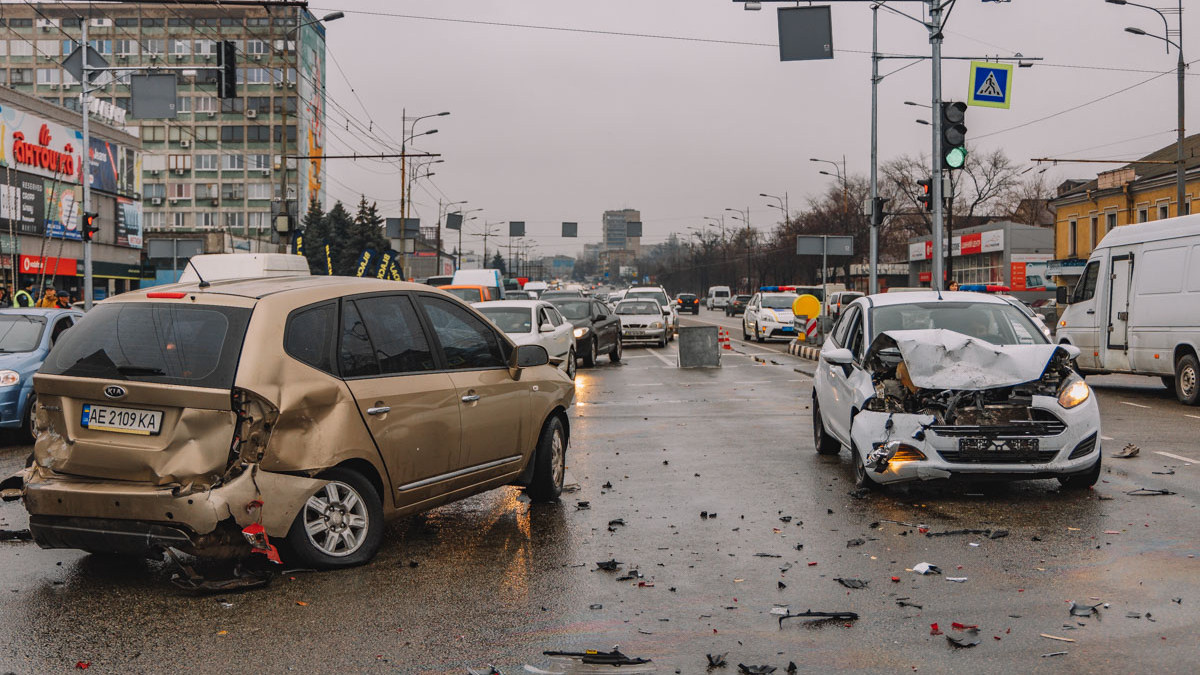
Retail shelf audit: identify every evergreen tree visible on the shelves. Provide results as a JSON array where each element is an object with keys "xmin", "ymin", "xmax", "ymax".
[
  {"xmin": 299, "ymin": 197, "xmax": 330, "ymax": 275},
  {"xmin": 325, "ymin": 201, "xmax": 359, "ymax": 275},
  {"xmin": 491, "ymin": 252, "xmax": 507, "ymax": 275},
  {"xmin": 343, "ymin": 196, "xmax": 390, "ymax": 276}
]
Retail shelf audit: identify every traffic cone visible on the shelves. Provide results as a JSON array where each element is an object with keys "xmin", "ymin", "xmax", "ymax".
[{"xmin": 721, "ymin": 328, "xmax": 732, "ymax": 350}]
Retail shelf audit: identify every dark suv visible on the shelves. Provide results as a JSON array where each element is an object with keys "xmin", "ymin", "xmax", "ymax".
[
  {"xmin": 675, "ymin": 293, "xmax": 700, "ymax": 314},
  {"xmin": 725, "ymin": 294, "xmax": 751, "ymax": 316}
]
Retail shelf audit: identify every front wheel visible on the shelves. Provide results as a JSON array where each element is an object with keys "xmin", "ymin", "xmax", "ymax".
[
  {"xmin": 284, "ymin": 468, "xmax": 384, "ymax": 569},
  {"xmin": 565, "ymin": 348, "xmax": 577, "ymax": 380},
  {"xmin": 526, "ymin": 416, "xmax": 566, "ymax": 502},
  {"xmin": 1175, "ymin": 353, "xmax": 1199, "ymax": 405},
  {"xmin": 609, "ymin": 337, "xmax": 622, "ymax": 363},
  {"xmin": 852, "ymin": 444, "xmax": 882, "ymax": 491},
  {"xmin": 582, "ymin": 338, "xmax": 598, "ymax": 368},
  {"xmin": 21, "ymin": 393, "xmax": 37, "ymax": 443},
  {"xmin": 1058, "ymin": 455, "xmax": 1101, "ymax": 490},
  {"xmin": 812, "ymin": 398, "xmax": 841, "ymax": 456},
  {"xmin": 755, "ymin": 323, "xmax": 764, "ymax": 343},
  {"xmin": 742, "ymin": 322, "xmax": 750, "ymax": 341}
]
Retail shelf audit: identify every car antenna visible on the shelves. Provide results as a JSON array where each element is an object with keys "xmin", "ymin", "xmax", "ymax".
[{"xmin": 186, "ymin": 259, "xmax": 211, "ymax": 288}]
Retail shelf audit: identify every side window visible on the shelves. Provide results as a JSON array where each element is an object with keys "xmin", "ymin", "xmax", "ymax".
[
  {"xmin": 339, "ymin": 300, "xmax": 380, "ymax": 377},
  {"xmin": 1073, "ymin": 261, "xmax": 1100, "ymax": 303},
  {"xmin": 284, "ymin": 302, "xmax": 337, "ymax": 373},
  {"xmin": 547, "ymin": 307, "xmax": 565, "ymax": 326},
  {"xmin": 847, "ymin": 312, "xmax": 866, "ymax": 360},
  {"xmin": 354, "ymin": 295, "xmax": 437, "ymax": 374},
  {"xmin": 419, "ymin": 296, "xmax": 508, "ymax": 370},
  {"xmin": 832, "ymin": 305, "xmax": 859, "ymax": 346},
  {"xmin": 49, "ymin": 316, "xmax": 73, "ymax": 345},
  {"xmin": 594, "ymin": 302, "xmax": 608, "ymax": 318}
]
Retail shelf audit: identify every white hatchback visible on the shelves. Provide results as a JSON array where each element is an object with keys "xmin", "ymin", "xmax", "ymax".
[
  {"xmin": 811, "ymin": 292, "xmax": 1102, "ymax": 491},
  {"xmin": 474, "ymin": 300, "xmax": 577, "ymax": 379}
]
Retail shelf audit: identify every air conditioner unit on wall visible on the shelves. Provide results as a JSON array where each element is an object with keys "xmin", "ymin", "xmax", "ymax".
[
  {"xmin": 260, "ymin": 169, "xmax": 270, "ymax": 176},
  {"xmin": 246, "ymin": 109, "xmax": 257, "ymax": 119},
  {"xmin": 180, "ymin": 139, "xmax": 191, "ymax": 148},
  {"xmin": 151, "ymin": 197, "xmax": 162, "ymax": 205}
]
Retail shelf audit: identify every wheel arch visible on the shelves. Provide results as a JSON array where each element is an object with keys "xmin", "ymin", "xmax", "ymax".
[
  {"xmin": 1173, "ymin": 342, "xmax": 1197, "ymax": 366},
  {"xmin": 332, "ymin": 457, "xmax": 386, "ymax": 506},
  {"xmin": 513, "ymin": 406, "xmax": 570, "ymax": 487}
]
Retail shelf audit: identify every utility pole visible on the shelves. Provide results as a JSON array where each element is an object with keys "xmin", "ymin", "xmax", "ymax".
[
  {"xmin": 869, "ymin": 2, "xmax": 881, "ymax": 295},
  {"xmin": 929, "ymin": 0, "xmax": 946, "ymax": 292},
  {"xmin": 81, "ymin": 18, "xmax": 93, "ymax": 310}
]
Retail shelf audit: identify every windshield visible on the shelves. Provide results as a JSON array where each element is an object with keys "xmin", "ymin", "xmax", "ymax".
[
  {"xmin": 551, "ymin": 300, "xmax": 591, "ymax": 321},
  {"xmin": 617, "ymin": 301, "xmax": 661, "ymax": 315},
  {"xmin": 762, "ymin": 294, "xmax": 798, "ymax": 310},
  {"xmin": 476, "ymin": 307, "xmax": 533, "ymax": 333},
  {"xmin": 445, "ymin": 287, "xmax": 483, "ymax": 303},
  {"xmin": 43, "ymin": 303, "xmax": 252, "ymax": 388},
  {"xmin": 870, "ymin": 301, "xmax": 1048, "ymax": 346},
  {"xmin": 714, "ymin": 290, "xmax": 729, "ymax": 297},
  {"xmin": 0, "ymin": 314, "xmax": 47, "ymax": 352},
  {"xmin": 627, "ymin": 290, "xmax": 669, "ymax": 306}
]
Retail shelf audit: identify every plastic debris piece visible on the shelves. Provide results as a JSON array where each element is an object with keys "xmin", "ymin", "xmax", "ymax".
[
  {"xmin": 778, "ymin": 609, "xmax": 859, "ymax": 627},
  {"xmin": 1041, "ymin": 652, "xmax": 1069, "ymax": 658},
  {"xmin": 846, "ymin": 538, "xmax": 866, "ymax": 548},
  {"xmin": 542, "ymin": 648, "xmax": 650, "ymax": 666},
  {"xmin": 835, "ymin": 578, "xmax": 869, "ymax": 589},
  {"xmin": 467, "ymin": 668, "xmax": 502, "ymax": 675},
  {"xmin": 701, "ymin": 511, "xmax": 709, "ymax": 519},
  {"xmin": 1040, "ymin": 634, "xmax": 1076, "ymax": 643},
  {"xmin": 754, "ymin": 553, "xmax": 782, "ymax": 558},
  {"xmin": 1151, "ymin": 469, "xmax": 1175, "ymax": 475},
  {"xmin": 891, "ymin": 576, "xmax": 901, "ymax": 583},
  {"xmin": 616, "ymin": 570, "xmax": 644, "ymax": 582},
  {"xmin": 778, "ymin": 581, "xmax": 787, "ymax": 590},
  {"xmin": 779, "ymin": 516, "xmax": 792, "ymax": 523},
  {"xmin": 786, "ymin": 663, "xmax": 797, "ymax": 674},
  {"xmin": 1069, "ymin": 602, "xmax": 1101, "ymax": 617},
  {"xmin": 926, "ymin": 528, "xmax": 989, "ymax": 538},
  {"xmin": 946, "ymin": 577, "xmax": 968, "ymax": 583},
  {"xmin": 0, "ymin": 529, "xmax": 33, "ymax": 541},
  {"xmin": 912, "ymin": 562, "xmax": 942, "ymax": 575},
  {"xmin": 1112, "ymin": 443, "xmax": 1139, "ymax": 458},
  {"xmin": 737, "ymin": 665, "xmax": 776, "ymax": 674},
  {"xmin": 707, "ymin": 653, "xmax": 728, "ymax": 668},
  {"xmin": 589, "ymin": 604, "xmax": 603, "ymax": 610},
  {"xmin": 989, "ymin": 529, "xmax": 1009, "ymax": 539},
  {"xmin": 1125, "ymin": 488, "xmax": 1176, "ymax": 496},
  {"xmin": 74, "ymin": 662, "xmax": 91, "ymax": 670},
  {"xmin": 1125, "ymin": 612, "xmax": 1143, "ymax": 619},
  {"xmin": 951, "ymin": 622, "xmax": 978, "ymax": 631},
  {"xmin": 930, "ymin": 623, "xmax": 943, "ymax": 635},
  {"xmin": 947, "ymin": 634, "xmax": 981, "ymax": 648},
  {"xmin": 848, "ymin": 488, "xmax": 871, "ymax": 500},
  {"xmin": 897, "ymin": 599, "xmax": 922, "ymax": 609},
  {"xmin": 807, "ymin": 562, "xmax": 818, "ymax": 567},
  {"xmin": 596, "ymin": 559, "xmax": 622, "ymax": 571}
]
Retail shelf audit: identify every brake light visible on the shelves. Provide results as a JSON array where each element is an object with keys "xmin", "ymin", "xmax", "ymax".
[{"xmin": 146, "ymin": 292, "xmax": 187, "ymax": 299}]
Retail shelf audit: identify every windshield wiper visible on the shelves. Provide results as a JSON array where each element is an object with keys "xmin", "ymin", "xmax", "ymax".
[{"xmin": 116, "ymin": 365, "xmax": 165, "ymax": 376}]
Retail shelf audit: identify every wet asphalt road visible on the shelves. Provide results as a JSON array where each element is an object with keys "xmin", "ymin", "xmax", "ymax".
[{"xmin": 0, "ymin": 317, "xmax": 1197, "ymax": 673}]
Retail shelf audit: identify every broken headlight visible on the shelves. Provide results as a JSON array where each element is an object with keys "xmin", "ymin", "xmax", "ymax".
[{"xmin": 1057, "ymin": 374, "xmax": 1091, "ymax": 409}]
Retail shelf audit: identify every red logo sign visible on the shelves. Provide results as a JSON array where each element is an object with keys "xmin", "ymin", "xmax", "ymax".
[
  {"xmin": 19, "ymin": 254, "xmax": 78, "ymax": 276},
  {"xmin": 960, "ymin": 233, "xmax": 982, "ymax": 256},
  {"xmin": 12, "ymin": 124, "xmax": 75, "ymax": 176}
]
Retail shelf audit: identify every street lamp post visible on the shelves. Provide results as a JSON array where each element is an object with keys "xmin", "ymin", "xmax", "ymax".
[
  {"xmin": 760, "ymin": 192, "xmax": 789, "ymax": 226},
  {"xmin": 1110, "ymin": 0, "xmax": 1186, "ymax": 215},
  {"xmin": 439, "ymin": 199, "xmax": 467, "ymax": 276},
  {"xmin": 400, "ymin": 110, "xmax": 448, "ymax": 233},
  {"xmin": 726, "ymin": 207, "xmax": 752, "ymax": 292},
  {"xmin": 454, "ymin": 208, "xmax": 482, "ymax": 271}
]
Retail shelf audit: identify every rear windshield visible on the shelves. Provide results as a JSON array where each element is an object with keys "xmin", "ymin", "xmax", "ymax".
[
  {"xmin": 714, "ymin": 290, "xmax": 729, "ymax": 297},
  {"xmin": 445, "ymin": 287, "xmax": 483, "ymax": 303},
  {"xmin": 42, "ymin": 303, "xmax": 252, "ymax": 389},
  {"xmin": 476, "ymin": 307, "xmax": 533, "ymax": 333},
  {"xmin": 627, "ymin": 290, "xmax": 668, "ymax": 306},
  {"xmin": 0, "ymin": 314, "xmax": 47, "ymax": 353},
  {"xmin": 617, "ymin": 301, "xmax": 660, "ymax": 315},
  {"xmin": 551, "ymin": 300, "xmax": 591, "ymax": 321}
]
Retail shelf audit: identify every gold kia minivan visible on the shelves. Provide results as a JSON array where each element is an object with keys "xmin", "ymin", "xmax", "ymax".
[{"xmin": 5, "ymin": 276, "xmax": 574, "ymax": 568}]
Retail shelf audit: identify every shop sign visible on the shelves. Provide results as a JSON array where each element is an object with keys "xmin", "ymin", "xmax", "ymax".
[
  {"xmin": 19, "ymin": 254, "xmax": 77, "ymax": 276},
  {"xmin": 981, "ymin": 229, "xmax": 1004, "ymax": 253}
]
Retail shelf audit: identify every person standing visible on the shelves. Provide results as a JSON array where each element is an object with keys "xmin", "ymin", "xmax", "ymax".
[
  {"xmin": 35, "ymin": 287, "xmax": 58, "ymax": 308},
  {"xmin": 56, "ymin": 292, "xmax": 72, "ymax": 309},
  {"xmin": 12, "ymin": 282, "xmax": 35, "ymax": 308},
  {"xmin": 0, "ymin": 286, "xmax": 10, "ymax": 308}
]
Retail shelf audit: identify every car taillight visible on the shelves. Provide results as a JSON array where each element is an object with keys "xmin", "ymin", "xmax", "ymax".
[{"xmin": 147, "ymin": 291, "xmax": 187, "ymax": 299}]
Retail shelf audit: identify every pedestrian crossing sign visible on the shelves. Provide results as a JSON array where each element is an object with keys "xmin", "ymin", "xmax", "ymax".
[{"xmin": 968, "ymin": 61, "xmax": 1012, "ymax": 109}]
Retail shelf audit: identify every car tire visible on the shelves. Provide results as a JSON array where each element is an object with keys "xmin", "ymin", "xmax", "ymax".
[
  {"xmin": 755, "ymin": 323, "xmax": 764, "ymax": 343},
  {"xmin": 284, "ymin": 467, "xmax": 384, "ymax": 569},
  {"xmin": 566, "ymin": 348, "xmax": 577, "ymax": 379},
  {"xmin": 852, "ymin": 443, "xmax": 882, "ymax": 491},
  {"xmin": 1058, "ymin": 455, "xmax": 1101, "ymax": 490},
  {"xmin": 582, "ymin": 338, "xmax": 597, "ymax": 368},
  {"xmin": 526, "ymin": 415, "xmax": 567, "ymax": 502},
  {"xmin": 812, "ymin": 398, "xmax": 841, "ymax": 456},
  {"xmin": 21, "ymin": 393, "xmax": 36, "ymax": 443},
  {"xmin": 1174, "ymin": 353, "xmax": 1200, "ymax": 405},
  {"xmin": 609, "ymin": 337, "xmax": 622, "ymax": 363},
  {"xmin": 742, "ymin": 322, "xmax": 750, "ymax": 341},
  {"xmin": 1161, "ymin": 375, "xmax": 1176, "ymax": 391}
]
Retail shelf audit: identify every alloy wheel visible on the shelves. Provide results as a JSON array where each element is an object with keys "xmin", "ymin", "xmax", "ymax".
[
  {"xmin": 1183, "ymin": 363, "xmax": 1197, "ymax": 399},
  {"xmin": 550, "ymin": 426, "xmax": 565, "ymax": 488},
  {"xmin": 302, "ymin": 481, "xmax": 369, "ymax": 557}
]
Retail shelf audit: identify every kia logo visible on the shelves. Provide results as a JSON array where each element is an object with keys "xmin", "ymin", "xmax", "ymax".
[{"xmin": 104, "ymin": 385, "xmax": 126, "ymax": 399}]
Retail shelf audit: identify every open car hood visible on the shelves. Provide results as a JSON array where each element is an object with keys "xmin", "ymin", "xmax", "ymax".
[{"xmin": 865, "ymin": 329, "xmax": 1075, "ymax": 390}]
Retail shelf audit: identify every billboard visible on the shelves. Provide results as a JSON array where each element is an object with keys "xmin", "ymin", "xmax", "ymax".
[
  {"xmin": 0, "ymin": 170, "xmax": 46, "ymax": 236},
  {"xmin": 116, "ymin": 197, "xmax": 143, "ymax": 248},
  {"xmin": 43, "ymin": 180, "xmax": 81, "ymax": 241},
  {"xmin": 0, "ymin": 101, "xmax": 137, "ymax": 197},
  {"xmin": 297, "ymin": 10, "xmax": 328, "ymax": 211}
]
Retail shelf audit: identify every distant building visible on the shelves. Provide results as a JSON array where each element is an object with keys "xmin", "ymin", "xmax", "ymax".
[
  {"xmin": 603, "ymin": 209, "xmax": 641, "ymax": 254},
  {"xmin": 908, "ymin": 221, "xmax": 1056, "ymax": 300}
]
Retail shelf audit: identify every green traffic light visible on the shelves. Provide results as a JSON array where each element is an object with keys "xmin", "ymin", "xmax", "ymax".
[{"xmin": 945, "ymin": 146, "xmax": 967, "ymax": 169}]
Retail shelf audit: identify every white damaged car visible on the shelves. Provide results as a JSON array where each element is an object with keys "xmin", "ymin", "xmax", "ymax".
[{"xmin": 812, "ymin": 292, "xmax": 1101, "ymax": 490}]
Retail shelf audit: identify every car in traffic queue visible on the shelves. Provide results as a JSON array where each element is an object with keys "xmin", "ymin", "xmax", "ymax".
[
  {"xmin": 0, "ymin": 308, "xmax": 84, "ymax": 440},
  {"xmin": 706, "ymin": 286, "xmax": 731, "ymax": 310},
  {"xmin": 614, "ymin": 299, "xmax": 669, "ymax": 348},
  {"xmin": 811, "ymin": 292, "xmax": 1101, "ymax": 491},
  {"xmin": 439, "ymin": 284, "xmax": 497, "ymax": 304},
  {"xmin": 674, "ymin": 293, "xmax": 700, "ymax": 315},
  {"xmin": 540, "ymin": 289, "xmax": 586, "ymax": 301},
  {"xmin": 473, "ymin": 300, "xmax": 578, "ymax": 379},
  {"xmin": 546, "ymin": 296, "xmax": 622, "ymax": 367},
  {"xmin": 624, "ymin": 287, "xmax": 677, "ymax": 341},
  {"xmin": 4, "ymin": 277, "xmax": 576, "ymax": 569},
  {"xmin": 724, "ymin": 294, "xmax": 751, "ymax": 317},
  {"xmin": 742, "ymin": 289, "xmax": 799, "ymax": 342}
]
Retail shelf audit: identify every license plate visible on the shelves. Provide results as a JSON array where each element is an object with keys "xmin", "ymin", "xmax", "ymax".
[
  {"xmin": 780, "ymin": 327, "xmax": 795, "ymax": 333},
  {"xmin": 625, "ymin": 330, "xmax": 644, "ymax": 336},
  {"xmin": 958, "ymin": 437, "xmax": 1039, "ymax": 457},
  {"xmin": 81, "ymin": 404, "xmax": 163, "ymax": 436}
]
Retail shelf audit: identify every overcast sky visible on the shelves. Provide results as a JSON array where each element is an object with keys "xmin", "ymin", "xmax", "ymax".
[{"xmin": 314, "ymin": 0, "xmax": 1196, "ymax": 257}]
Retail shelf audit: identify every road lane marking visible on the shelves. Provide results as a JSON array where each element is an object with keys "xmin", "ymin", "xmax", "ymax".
[
  {"xmin": 646, "ymin": 348, "xmax": 675, "ymax": 366},
  {"xmin": 1186, "ymin": 414, "xmax": 1200, "ymax": 421},
  {"xmin": 1121, "ymin": 401, "xmax": 1151, "ymax": 409},
  {"xmin": 1101, "ymin": 436, "xmax": 1114, "ymax": 441},
  {"xmin": 1154, "ymin": 451, "xmax": 1196, "ymax": 463}
]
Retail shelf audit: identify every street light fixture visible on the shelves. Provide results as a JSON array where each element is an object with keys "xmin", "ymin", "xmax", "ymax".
[
  {"xmin": 760, "ymin": 192, "xmax": 789, "ymax": 226},
  {"xmin": 903, "ymin": 100, "xmax": 931, "ymax": 108}
]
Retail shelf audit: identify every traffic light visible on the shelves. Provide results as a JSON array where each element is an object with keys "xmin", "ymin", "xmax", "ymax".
[
  {"xmin": 82, "ymin": 212, "xmax": 100, "ymax": 241},
  {"xmin": 940, "ymin": 101, "xmax": 968, "ymax": 170},
  {"xmin": 916, "ymin": 179, "xmax": 932, "ymax": 212},
  {"xmin": 217, "ymin": 40, "xmax": 237, "ymax": 99}
]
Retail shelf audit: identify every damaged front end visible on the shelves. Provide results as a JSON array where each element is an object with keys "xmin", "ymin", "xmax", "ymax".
[{"xmin": 852, "ymin": 330, "xmax": 1101, "ymax": 484}]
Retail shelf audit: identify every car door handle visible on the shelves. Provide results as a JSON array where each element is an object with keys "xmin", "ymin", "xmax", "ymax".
[
  {"xmin": 461, "ymin": 394, "xmax": 481, "ymax": 403},
  {"xmin": 1086, "ymin": 309, "xmax": 1095, "ymax": 315},
  {"xmin": 366, "ymin": 406, "xmax": 390, "ymax": 415}
]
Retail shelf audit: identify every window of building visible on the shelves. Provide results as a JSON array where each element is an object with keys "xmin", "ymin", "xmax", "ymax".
[
  {"xmin": 197, "ymin": 212, "xmax": 219, "ymax": 228},
  {"xmin": 247, "ymin": 154, "xmax": 271, "ymax": 170},
  {"xmin": 36, "ymin": 40, "xmax": 59, "ymax": 58},
  {"xmin": 244, "ymin": 67, "xmax": 272, "ymax": 84},
  {"xmin": 145, "ymin": 212, "xmax": 166, "ymax": 230},
  {"xmin": 273, "ymin": 96, "xmax": 297, "ymax": 114},
  {"xmin": 1067, "ymin": 219, "xmax": 1077, "ymax": 257},
  {"xmin": 39, "ymin": 96, "xmax": 61, "ymax": 107},
  {"xmin": 175, "ymin": 95, "xmax": 191, "ymax": 113},
  {"xmin": 141, "ymin": 18, "xmax": 164, "ymax": 28},
  {"xmin": 246, "ymin": 96, "xmax": 270, "ymax": 113},
  {"xmin": 87, "ymin": 40, "xmax": 113, "ymax": 55},
  {"xmin": 274, "ymin": 17, "xmax": 297, "ymax": 27},
  {"xmin": 115, "ymin": 18, "xmax": 139, "ymax": 28},
  {"xmin": 62, "ymin": 95, "xmax": 79, "ymax": 111},
  {"xmin": 143, "ymin": 154, "xmax": 167, "ymax": 172},
  {"xmin": 193, "ymin": 126, "xmax": 218, "ymax": 142},
  {"xmin": 196, "ymin": 183, "xmax": 217, "ymax": 200},
  {"xmin": 168, "ymin": 126, "xmax": 185, "ymax": 142},
  {"xmin": 36, "ymin": 68, "xmax": 60, "ymax": 85},
  {"xmin": 10, "ymin": 41, "xmax": 34, "ymax": 57},
  {"xmin": 195, "ymin": 154, "xmax": 218, "ymax": 171},
  {"xmin": 194, "ymin": 95, "xmax": 217, "ymax": 113},
  {"xmin": 142, "ymin": 125, "xmax": 166, "ymax": 142},
  {"xmin": 1089, "ymin": 216, "xmax": 1098, "ymax": 250},
  {"xmin": 1186, "ymin": 199, "xmax": 1193, "ymax": 216},
  {"xmin": 10, "ymin": 19, "xmax": 34, "ymax": 29},
  {"xmin": 168, "ymin": 39, "xmax": 191, "ymax": 56},
  {"xmin": 173, "ymin": 212, "xmax": 189, "ymax": 229},
  {"xmin": 169, "ymin": 183, "xmax": 192, "ymax": 199},
  {"xmin": 143, "ymin": 183, "xmax": 166, "ymax": 199},
  {"xmin": 168, "ymin": 154, "xmax": 192, "ymax": 171},
  {"xmin": 224, "ymin": 212, "xmax": 245, "ymax": 230},
  {"xmin": 196, "ymin": 17, "xmax": 219, "ymax": 27},
  {"xmin": 246, "ymin": 39, "xmax": 269, "ymax": 55},
  {"xmin": 0, "ymin": 71, "xmax": 7, "ymax": 86},
  {"xmin": 114, "ymin": 39, "xmax": 139, "ymax": 56},
  {"xmin": 168, "ymin": 18, "xmax": 193, "ymax": 28},
  {"xmin": 220, "ymin": 17, "xmax": 242, "ymax": 28},
  {"xmin": 0, "ymin": 42, "xmax": 7, "ymax": 56},
  {"xmin": 221, "ymin": 97, "xmax": 244, "ymax": 113},
  {"xmin": 222, "ymin": 154, "xmax": 245, "ymax": 170},
  {"xmin": 248, "ymin": 211, "xmax": 270, "ymax": 230},
  {"xmin": 59, "ymin": 40, "xmax": 77, "ymax": 56},
  {"xmin": 10, "ymin": 68, "xmax": 33, "ymax": 84},
  {"xmin": 278, "ymin": 67, "xmax": 296, "ymax": 84},
  {"xmin": 1158, "ymin": 203, "xmax": 1170, "ymax": 220},
  {"xmin": 114, "ymin": 96, "xmax": 130, "ymax": 111},
  {"xmin": 247, "ymin": 18, "xmax": 270, "ymax": 28},
  {"xmin": 1137, "ymin": 207, "xmax": 1148, "ymax": 223},
  {"xmin": 1105, "ymin": 211, "xmax": 1116, "ymax": 235},
  {"xmin": 195, "ymin": 39, "xmax": 217, "ymax": 56},
  {"xmin": 221, "ymin": 126, "xmax": 244, "ymax": 143},
  {"xmin": 222, "ymin": 183, "xmax": 245, "ymax": 200},
  {"xmin": 144, "ymin": 39, "xmax": 164, "ymax": 56},
  {"xmin": 247, "ymin": 183, "xmax": 272, "ymax": 200},
  {"xmin": 273, "ymin": 125, "xmax": 297, "ymax": 143},
  {"xmin": 246, "ymin": 125, "xmax": 270, "ymax": 142}
]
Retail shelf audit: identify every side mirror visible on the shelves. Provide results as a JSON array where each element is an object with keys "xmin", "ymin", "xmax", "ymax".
[
  {"xmin": 1056, "ymin": 285, "xmax": 1069, "ymax": 304},
  {"xmin": 540, "ymin": 323, "xmax": 555, "ymax": 333},
  {"xmin": 822, "ymin": 347, "xmax": 854, "ymax": 366},
  {"xmin": 516, "ymin": 344, "xmax": 550, "ymax": 368}
]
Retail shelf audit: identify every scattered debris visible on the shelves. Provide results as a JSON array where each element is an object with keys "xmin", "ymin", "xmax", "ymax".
[
  {"xmin": 835, "ymin": 578, "xmax": 869, "ymax": 589},
  {"xmin": 575, "ymin": 501, "xmax": 591, "ymax": 510},
  {"xmin": 1040, "ymin": 634, "xmax": 1076, "ymax": 643},
  {"xmin": 602, "ymin": 481, "xmax": 613, "ymax": 489},
  {"xmin": 701, "ymin": 511, "xmax": 710, "ymax": 520},
  {"xmin": 1152, "ymin": 469, "xmax": 1176, "ymax": 475},
  {"xmin": 848, "ymin": 488, "xmax": 871, "ymax": 500},
  {"xmin": 616, "ymin": 570, "xmax": 644, "ymax": 582},
  {"xmin": 778, "ymin": 581, "xmax": 787, "ymax": 590},
  {"xmin": 846, "ymin": 538, "xmax": 866, "ymax": 548},
  {"xmin": 753, "ymin": 553, "xmax": 782, "ymax": 558},
  {"xmin": 930, "ymin": 623, "xmax": 943, "ymax": 635},
  {"xmin": 897, "ymin": 599, "xmax": 923, "ymax": 609},
  {"xmin": 989, "ymin": 529, "xmax": 1009, "ymax": 539},
  {"xmin": 779, "ymin": 516, "xmax": 792, "ymax": 523},
  {"xmin": 1041, "ymin": 652, "xmax": 1069, "ymax": 658},
  {"xmin": 707, "ymin": 653, "xmax": 728, "ymax": 668},
  {"xmin": 912, "ymin": 562, "xmax": 942, "ymax": 575},
  {"xmin": 596, "ymin": 559, "xmax": 622, "ymax": 571},
  {"xmin": 0, "ymin": 529, "xmax": 33, "ymax": 541},
  {"xmin": 738, "ymin": 665, "xmax": 776, "ymax": 674},
  {"xmin": 467, "ymin": 667, "xmax": 502, "ymax": 675},
  {"xmin": 607, "ymin": 518, "xmax": 626, "ymax": 530},
  {"xmin": 926, "ymin": 528, "xmax": 989, "ymax": 538},
  {"xmin": 1125, "ymin": 488, "xmax": 1176, "ymax": 496},
  {"xmin": 589, "ymin": 604, "xmax": 603, "ymax": 610},
  {"xmin": 166, "ymin": 551, "xmax": 272, "ymax": 594},
  {"xmin": 946, "ymin": 577, "xmax": 968, "ymax": 583},
  {"xmin": 544, "ymin": 648, "xmax": 650, "ymax": 666},
  {"xmin": 947, "ymin": 633, "xmax": 981, "ymax": 648},
  {"xmin": 1112, "ymin": 443, "xmax": 1140, "ymax": 458},
  {"xmin": 1069, "ymin": 602, "xmax": 1101, "ymax": 618},
  {"xmin": 1125, "ymin": 612, "xmax": 1144, "ymax": 619},
  {"xmin": 786, "ymin": 663, "xmax": 797, "ymax": 675},
  {"xmin": 778, "ymin": 609, "xmax": 859, "ymax": 627}
]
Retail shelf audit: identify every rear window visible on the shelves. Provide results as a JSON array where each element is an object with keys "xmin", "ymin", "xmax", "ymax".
[
  {"xmin": 445, "ymin": 287, "xmax": 483, "ymax": 303},
  {"xmin": 43, "ymin": 303, "xmax": 252, "ymax": 389},
  {"xmin": 715, "ymin": 290, "xmax": 729, "ymax": 297}
]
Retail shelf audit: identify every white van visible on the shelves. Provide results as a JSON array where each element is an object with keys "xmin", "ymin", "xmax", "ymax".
[
  {"xmin": 1057, "ymin": 217, "xmax": 1200, "ymax": 404},
  {"xmin": 452, "ymin": 268, "xmax": 505, "ymax": 300},
  {"xmin": 706, "ymin": 286, "xmax": 731, "ymax": 310},
  {"xmin": 524, "ymin": 281, "xmax": 549, "ymax": 298},
  {"xmin": 178, "ymin": 253, "xmax": 310, "ymax": 283}
]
